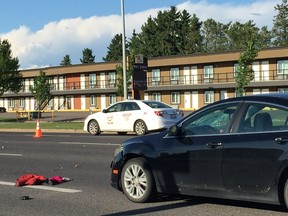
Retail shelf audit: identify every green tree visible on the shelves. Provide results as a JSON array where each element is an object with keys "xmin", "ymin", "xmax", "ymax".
[
  {"xmin": 272, "ymin": 0, "xmax": 288, "ymax": 46},
  {"xmin": 128, "ymin": 30, "xmax": 143, "ymax": 57},
  {"xmin": 29, "ymin": 71, "xmax": 52, "ymax": 116},
  {"xmin": 60, "ymin": 54, "xmax": 72, "ymax": 66},
  {"xmin": 226, "ymin": 20, "xmax": 262, "ymax": 51},
  {"xmin": 103, "ymin": 34, "xmax": 124, "ymax": 62},
  {"xmin": 186, "ymin": 14, "xmax": 203, "ymax": 53},
  {"xmin": 258, "ymin": 26, "xmax": 273, "ymax": 48},
  {"xmin": 235, "ymin": 40, "xmax": 261, "ymax": 96},
  {"xmin": 80, "ymin": 48, "xmax": 95, "ymax": 63},
  {"xmin": 0, "ymin": 39, "xmax": 22, "ymax": 96},
  {"xmin": 115, "ymin": 64, "xmax": 132, "ymax": 97},
  {"xmin": 202, "ymin": 19, "xmax": 230, "ymax": 52}
]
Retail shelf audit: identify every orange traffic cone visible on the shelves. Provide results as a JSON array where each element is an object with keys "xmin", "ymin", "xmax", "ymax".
[{"xmin": 33, "ymin": 119, "xmax": 42, "ymax": 138}]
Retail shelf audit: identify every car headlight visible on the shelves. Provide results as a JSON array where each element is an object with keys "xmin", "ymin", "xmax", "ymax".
[{"xmin": 114, "ymin": 144, "xmax": 124, "ymax": 157}]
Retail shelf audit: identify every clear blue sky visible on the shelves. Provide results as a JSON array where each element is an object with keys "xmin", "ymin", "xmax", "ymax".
[
  {"xmin": 1, "ymin": 0, "xmax": 258, "ymax": 32},
  {"xmin": 0, "ymin": 0, "xmax": 279, "ymax": 69}
]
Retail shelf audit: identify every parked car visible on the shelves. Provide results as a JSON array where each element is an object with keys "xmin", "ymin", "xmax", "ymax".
[
  {"xmin": 0, "ymin": 107, "xmax": 6, "ymax": 112},
  {"xmin": 83, "ymin": 100, "xmax": 184, "ymax": 136},
  {"xmin": 110, "ymin": 93, "xmax": 288, "ymax": 210}
]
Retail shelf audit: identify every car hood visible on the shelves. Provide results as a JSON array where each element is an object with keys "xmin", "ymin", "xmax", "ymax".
[{"xmin": 122, "ymin": 130, "xmax": 167, "ymax": 147}]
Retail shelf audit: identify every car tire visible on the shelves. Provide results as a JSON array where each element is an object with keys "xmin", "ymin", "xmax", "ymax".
[
  {"xmin": 121, "ymin": 158, "xmax": 156, "ymax": 203},
  {"xmin": 117, "ymin": 132, "xmax": 127, "ymax": 135},
  {"xmin": 88, "ymin": 120, "xmax": 101, "ymax": 135},
  {"xmin": 284, "ymin": 178, "xmax": 288, "ymax": 209},
  {"xmin": 134, "ymin": 120, "xmax": 147, "ymax": 136}
]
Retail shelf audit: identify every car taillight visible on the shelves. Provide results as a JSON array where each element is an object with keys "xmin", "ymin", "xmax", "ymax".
[{"xmin": 154, "ymin": 111, "xmax": 165, "ymax": 117}]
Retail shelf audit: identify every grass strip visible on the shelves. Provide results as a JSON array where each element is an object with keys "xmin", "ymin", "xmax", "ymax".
[{"xmin": 0, "ymin": 121, "xmax": 83, "ymax": 130}]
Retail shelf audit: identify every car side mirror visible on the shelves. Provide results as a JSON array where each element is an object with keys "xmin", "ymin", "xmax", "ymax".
[
  {"xmin": 102, "ymin": 109, "xmax": 107, "ymax": 113},
  {"xmin": 168, "ymin": 125, "xmax": 180, "ymax": 136}
]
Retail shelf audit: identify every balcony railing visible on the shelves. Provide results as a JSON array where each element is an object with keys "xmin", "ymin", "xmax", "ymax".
[{"xmin": 4, "ymin": 70, "xmax": 288, "ymax": 94}]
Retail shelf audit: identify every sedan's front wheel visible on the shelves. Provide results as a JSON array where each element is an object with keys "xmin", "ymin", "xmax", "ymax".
[
  {"xmin": 121, "ymin": 158, "xmax": 156, "ymax": 203},
  {"xmin": 284, "ymin": 178, "xmax": 288, "ymax": 209},
  {"xmin": 134, "ymin": 120, "xmax": 147, "ymax": 136},
  {"xmin": 88, "ymin": 120, "xmax": 101, "ymax": 135}
]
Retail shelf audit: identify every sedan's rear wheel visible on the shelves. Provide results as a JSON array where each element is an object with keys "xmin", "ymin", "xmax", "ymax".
[
  {"xmin": 88, "ymin": 120, "xmax": 100, "ymax": 135},
  {"xmin": 284, "ymin": 178, "xmax": 288, "ymax": 209},
  {"xmin": 134, "ymin": 120, "xmax": 147, "ymax": 136},
  {"xmin": 121, "ymin": 158, "xmax": 156, "ymax": 203}
]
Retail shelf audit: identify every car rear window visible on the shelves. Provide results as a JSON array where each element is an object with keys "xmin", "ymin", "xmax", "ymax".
[{"xmin": 142, "ymin": 101, "xmax": 171, "ymax": 109}]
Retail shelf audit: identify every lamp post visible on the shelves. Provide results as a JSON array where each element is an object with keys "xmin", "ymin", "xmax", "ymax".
[{"xmin": 121, "ymin": 0, "xmax": 127, "ymax": 100}]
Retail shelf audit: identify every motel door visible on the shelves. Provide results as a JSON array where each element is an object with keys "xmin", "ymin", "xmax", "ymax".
[{"xmin": 184, "ymin": 92, "xmax": 191, "ymax": 109}]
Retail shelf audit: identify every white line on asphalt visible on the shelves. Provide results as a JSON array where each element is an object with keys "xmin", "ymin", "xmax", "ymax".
[
  {"xmin": 0, "ymin": 153, "xmax": 23, "ymax": 157},
  {"xmin": 59, "ymin": 142, "xmax": 119, "ymax": 146},
  {"xmin": 0, "ymin": 181, "xmax": 14, "ymax": 186},
  {"xmin": 0, "ymin": 181, "xmax": 82, "ymax": 193},
  {"xmin": 25, "ymin": 185, "xmax": 82, "ymax": 193}
]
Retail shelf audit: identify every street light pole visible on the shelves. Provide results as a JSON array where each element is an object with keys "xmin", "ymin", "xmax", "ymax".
[{"xmin": 121, "ymin": 0, "xmax": 127, "ymax": 100}]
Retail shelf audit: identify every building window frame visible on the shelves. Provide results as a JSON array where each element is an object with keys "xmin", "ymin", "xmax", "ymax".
[
  {"xmin": 108, "ymin": 72, "xmax": 116, "ymax": 87},
  {"xmin": 171, "ymin": 92, "xmax": 180, "ymax": 104},
  {"xmin": 109, "ymin": 94, "xmax": 117, "ymax": 105},
  {"xmin": 278, "ymin": 88, "xmax": 288, "ymax": 93},
  {"xmin": 203, "ymin": 65, "xmax": 214, "ymax": 79},
  {"xmin": 152, "ymin": 92, "xmax": 161, "ymax": 101},
  {"xmin": 19, "ymin": 98, "xmax": 25, "ymax": 108},
  {"xmin": 89, "ymin": 74, "xmax": 97, "ymax": 88},
  {"xmin": 277, "ymin": 60, "xmax": 288, "ymax": 74},
  {"xmin": 8, "ymin": 98, "xmax": 15, "ymax": 108},
  {"xmin": 152, "ymin": 69, "xmax": 161, "ymax": 81},
  {"xmin": 204, "ymin": 91, "xmax": 214, "ymax": 104},
  {"xmin": 90, "ymin": 95, "xmax": 96, "ymax": 107},
  {"xmin": 170, "ymin": 68, "xmax": 179, "ymax": 81}
]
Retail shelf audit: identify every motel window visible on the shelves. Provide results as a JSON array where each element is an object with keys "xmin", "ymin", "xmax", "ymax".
[
  {"xmin": 90, "ymin": 95, "xmax": 96, "ymax": 107},
  {"xmin": 205, "ymin": 91, "xmax": 214, "ymax": 104},
  {"xmin": 171, "ymin": 92, "xmax": 180, "ymax": 104},
  {"xmin": 233, "ymin": 63, "xmax": 239, "ymax": 78},
  {"xmin": 109, "ymin": 94, "xmax": 117, "ymax": 105},
  {"xmin": 152, "ymin": 69, "xmax": 161, "ymax": 85},
  {"xmin": 19, "ymin": 98, "xmax": 24, "ymax": 108},
  {"xmin": 152, "ymin": 92, "xmax": 161, "ymax": 101},
  {"xmin": 277, "ymin": 60, "xmax": 288, "ymax": 74},
  {"xmin": 108, "ymin": 72, "xmax": 116, "ymax": 87},
  {"xmin": 170, "ymin": 68, "xmax": 179, "ymax": 80},
  {"xmin": 8, "ymin": 98, "xmax": 15, "ymax": 108},
  {"xmin": 278, "ymin": 88, "xmax": 288, "ymax": 93},
  {"xmin": 89, "ymin": 74, "xmax": 97, "ymax": 88},
  {"xmin": 204, "ymin": 65, "xmax": 214, "ymax": 79},
  {"xmin": 48, "ymin": 78, "xmax": 54, "ymax": 91}
]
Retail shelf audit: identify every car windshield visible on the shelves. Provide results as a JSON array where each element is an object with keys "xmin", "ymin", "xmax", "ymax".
[{"xmin": 142, "ymin": 101, "xmax": 171, "ymax": 109}]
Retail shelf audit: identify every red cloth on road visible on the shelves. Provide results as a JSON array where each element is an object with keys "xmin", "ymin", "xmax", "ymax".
[{"xmin": 15, "ymin": 174, "xmax": 47, "ymax": 186}]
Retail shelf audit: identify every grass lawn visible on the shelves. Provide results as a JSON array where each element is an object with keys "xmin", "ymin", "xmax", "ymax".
[{"xmin": 0, "ymin": 118, "xmax": 83, "ymax": 130}]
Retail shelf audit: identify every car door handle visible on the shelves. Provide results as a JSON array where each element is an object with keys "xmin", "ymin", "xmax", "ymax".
[
  {"xmin": 206, "ymin": 142, "xmax": 222, "ymax": 149},
  {"xmin": 275, "ymin": 137, "xmax": 288, "ymax": 145}
]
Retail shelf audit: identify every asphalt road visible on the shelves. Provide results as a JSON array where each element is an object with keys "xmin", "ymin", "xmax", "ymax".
[{"xmin": 0, "ymin": 131, "xmax": 288, "ymax": 216}]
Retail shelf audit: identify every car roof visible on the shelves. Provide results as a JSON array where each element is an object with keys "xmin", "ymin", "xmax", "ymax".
[{"xmin": 215, "ymin": 93, "xmax": 288, "ymax": 106}]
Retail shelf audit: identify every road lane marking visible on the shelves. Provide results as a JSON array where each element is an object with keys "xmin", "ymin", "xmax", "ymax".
[
  {"xmin": 0, "ymin": 153, "xmax": 23, "ymax": 157},
  {"xmin": 25, "ymin": 185, "xmax": 82, "ymax": 193},
  {"xmin": 59, "ymin": 142, "xmax": 119, "ymax": 146},
  {"xmin": 0, "ymin": 181, "xmax": 82, "ymax": 193},
  {"xmin": 0, "ymin": 181, "xmax": 14, "ymax": 186}
]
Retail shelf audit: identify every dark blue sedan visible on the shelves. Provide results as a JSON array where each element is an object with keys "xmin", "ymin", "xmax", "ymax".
[{"xmin": 110, "ymin": 93, "xmax": 288, "ymax": 210}]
